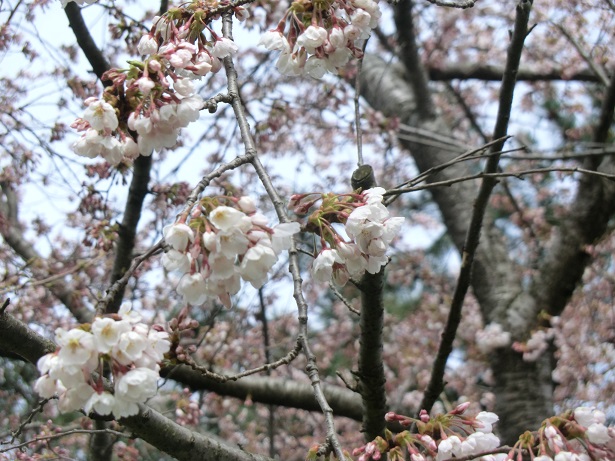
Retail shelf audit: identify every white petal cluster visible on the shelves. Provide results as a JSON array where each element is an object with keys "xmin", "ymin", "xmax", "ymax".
[
  {"xmin": 127, "ymin": 92, "xmax": 204, "ymax": 157},
  {"xmin": 435, "ymin": 412, "xmax": 500, "ymax": 461},
  {"xmin": 71, "ymin": 98, "xmax": 138, "ymax": 165},
  {"xmin": 311, "ymin": 187, "xmax": 404, "ymax": 285},
  {"xmin": 574, "ymin": 407, "xmax": 611, "ymax": 445},
  {"xmin": 34, "ymin": 305, "xmax": 170, "ymax": 418},
  {"xmin": 259, "ymin": 0, "xmax": 382, "ymax": 79},
  {"xmin": 475, "ymin": 322, "xmax": 512, "ymax": 353},
  {"xmin": 162, "ymin": 199, "xmax": 300, "ymax": 308}
]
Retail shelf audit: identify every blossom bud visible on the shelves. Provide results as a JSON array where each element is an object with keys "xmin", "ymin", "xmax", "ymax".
[{"xmin": 451, "ymin": 401, "xmax": 471, "ymax": 414}]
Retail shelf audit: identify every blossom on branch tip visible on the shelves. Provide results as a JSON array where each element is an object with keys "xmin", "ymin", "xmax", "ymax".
[
  {"xmin": 260, "ymin": 1, "xmax": 382, "ymax": 78},
  {"xmin": 161, "ymin": 197, "xmax": 300, "ymax": 306}
]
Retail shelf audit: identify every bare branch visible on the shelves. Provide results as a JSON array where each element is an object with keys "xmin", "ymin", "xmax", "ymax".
[
  {"xmin": 63, "ymin": 3, "xmax": 111, "ymax": 82},
  {"xmin": 179, "ymin": 341, "xmax": 301, "ymax": 383},
  {"xmin": 419, "ymin": 0, "xmax": 533, "ymax": 415},
  {"xmin": 394, "ymin": 0, "xmax": 436, "ymax": 117},
  {"xmin": 1, "ymin": 428, "xmax": 128, "ymax": 454},
  {"xmin": 555, "ymin": 23, "xmax": 610, "ymax": 86},
  {"xmin": 427, "ymin": 64, "xmax": 604, "ymax": 83}
]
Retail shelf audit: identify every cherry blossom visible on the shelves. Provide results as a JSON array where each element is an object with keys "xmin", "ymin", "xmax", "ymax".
[
  {"xmin": 34, "ymin": 308, "xmax": 170, "ymax": 418},
  {"xmin": 259, "ymin": 0, "xmax": 382, "ymax": 78},
  {"xmin": 160, "ymin": 196, "xmax": 300, "ymax": 307},
  {"xmin": 295, "ymin": 187, "xmax": 404, "ymax": 284}
]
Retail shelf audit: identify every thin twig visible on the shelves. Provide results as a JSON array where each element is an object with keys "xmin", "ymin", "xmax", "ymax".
[
  {"xmin": 418, "ymin": 0, "xmax": 533, "ymax": 415},
  {"xmin": 389, "ymin": 166, "xmax": 615, "ymax": 196},
  {"xmin": 6, "ymin": 398, "xmax": 54, "ymax": 444},
  {"xmin": 257, "ymin": 288, "xmax": 276, "ymax": 458},
  {"xmin": 96, "ymin": 241, "xmax": 164, "ymax": 316},
  {"xmin": 330, "ymin": 284, "xmax": 360, "ymax": 316},
  {"xmin": 555, "ymin": 23, "xmax": 609, "ymax": 86},
  {"xmin": 181, "ymin": 341, "xmax": 301, "ymax": 383},
  {"xmin": 220, "ymin": 13, "xmax": 347, "ymax": 460},
  {"xmin": 355, "ymin": 41, "xmax": 369, "ymax": 166},
  {"xmin": 0, "ymin": 428, "xmax": 128, "ymax": 454}
]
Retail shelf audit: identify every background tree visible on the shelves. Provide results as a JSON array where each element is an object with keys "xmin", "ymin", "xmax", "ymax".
[{"xmin": 0, "ymin": 0, "xmax": 614, "ymax": 460}]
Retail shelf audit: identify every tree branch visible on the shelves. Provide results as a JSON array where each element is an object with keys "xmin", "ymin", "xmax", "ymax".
[
  {"xmin": 426, "ymin": 0, "xmax": 475, "ymax": 8},
  {"xmin": 427, "ymin": 64, "xmax": 604, "ymax": 83},
  {"xmin": 106, "ymin": 155, "xmax": 152, "ymax": 314},
  {"xmin": 220, "ymin": 14, "xmax": 346, "ymax": 459},
  {"xmin": 64, "ymin": 3, "xmax": 111, "ymax": 83},
  {"xmin": 527, "ymin": 68, "xmax": 615, "ymax": 332},
  {"xmin": 394, "ymin": 0, "xmax": 435, "ymax": 118},
  {"xmin": 349, "ymin": 165, "xmax": 388, "ymax": 442},
  {"xmin": 161, "ymin": 365, "xmax": 364, "ymax": 422},
  {"xmin": 418, "ymin": 0, "xmax": 533, "ymax": 414}
]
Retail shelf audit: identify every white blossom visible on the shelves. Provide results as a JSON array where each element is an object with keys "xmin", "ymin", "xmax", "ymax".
[
  {"xmin": 115, "ymin": 368, "xmax": 159, "ymax": 403},
  {"xmin": 312, "ymin": 249, "xmax": 340, "ymax": 282},
  {"xmin": 83, "ymin": 99, "xmax": 118, "ymax": 131},
  {"xmin": 212, "ymin": 37, "xmax": 238, "ymax": 58},
  {"xmin": 586, "ymin": 423, "xmax": 610, "ymax": 444},
  {"xmin": 163, "ymin": 223, "xmax": 194, "ymax": 251},
  {"xmin": 137, "ymin": 34, "xmax": 159, "ymax": 55},
  {"xmin": 259, "ymin": 30, "xmax": 290, "ymax": 52}
]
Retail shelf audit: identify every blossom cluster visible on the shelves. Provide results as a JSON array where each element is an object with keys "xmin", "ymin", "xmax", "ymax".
[
  {"xmin": 522, "ymin": 406, "xmax": 613, "ymax": 461},
  {"xmin": 69, "ymin": 3, "xmax": 246, "ymax": 164},
  {"xmin": 349, "ymin": 403, "xmax": 614, "ymax": 461},
  {"xmin": 513, "ymin": 317, "xmax": 559, "ymax": 361},
  {"xmin": 349, "ymin": 403, "xmax": 501, "ymax": 461},
  {"xmin": 475, "ymin": 322, "xmax": 512, "ymax": 354},
  {"xmin": 259, "ymin": 0, "xmax": 382, "ymax": 78},
  {"xmin": 292, "ymin": 187, "xmax": 404, "ymax": 285},
  {"xmin": 34, "ymin": 305, "xmax": 171, "ymax": 418},
  {"xmin": 162, "ymin": 196, "xmax": 300, "ymax": 308}
]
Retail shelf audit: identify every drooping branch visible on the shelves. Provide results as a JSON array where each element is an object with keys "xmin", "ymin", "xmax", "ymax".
[
  {"xmin": 220, "ymin": 14, "xmax": 346, "ymax": 460},
  {"xmin": 418, "ymin": 0, "xmax": 533, "ymax": 415}
]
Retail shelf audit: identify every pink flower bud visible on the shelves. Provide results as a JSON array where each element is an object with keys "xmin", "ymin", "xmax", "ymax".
[{"xmin": 451, "ymin": 401, "xmax": 471, "ymax": 414}]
